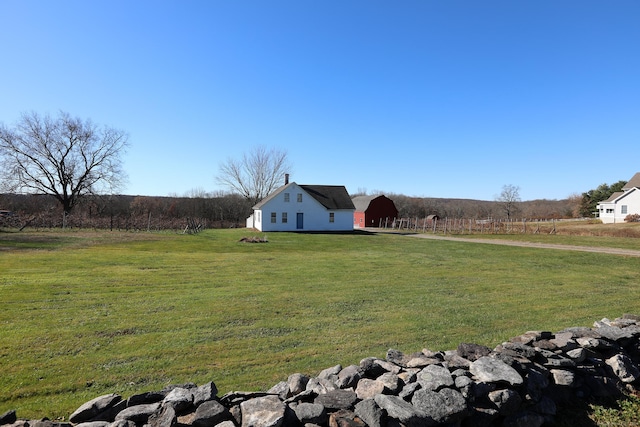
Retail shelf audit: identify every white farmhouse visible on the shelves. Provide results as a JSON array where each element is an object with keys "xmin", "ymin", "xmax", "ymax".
[
  {"xmin": 596, "ymin": 172, "xmax": 640, "ymax": 224},
  {"xmin": 246, "ymin": 181, "xmax": 355, "ymax": 232}
]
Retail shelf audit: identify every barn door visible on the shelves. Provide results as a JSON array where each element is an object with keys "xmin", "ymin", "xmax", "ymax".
[{"xmin": 296, "ymin": 213, "xmax": 304, "ymax": 229}]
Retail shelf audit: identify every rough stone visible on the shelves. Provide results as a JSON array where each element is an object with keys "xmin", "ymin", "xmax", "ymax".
[
  {"xmin": 240, "ymin": 395, "xmax": 286, "ymax": 427},
  {"xmin": 373, "ymin": 395, "xmax": 423, "ymax": 427},
  {"xmin": 288, "ymin": 373, "xmax": 310, "ymax": 396},
  {"xmin": 292, "ymin": 402, "xmax": 327, "ymax": 425},
  {"xmin": 354, "ymin": 379, "xmax": 385, "ymax": 400},
  {"xmin": 411, "ymin": 388, "xmax": 468, "ymax": 424},
  {"xmin": 354, "ymin": 398, "xmax": 384, "ymax": 427},
  {"xmin": 606, "ymin": 353, "xmax": 640, "ymax": 383},
  {"xmin": 417, "ymin": 364, "xmax": 454, "ymax": 391},
  {"xmin": 69, "ymin": 394, "xmax": 122, "ymax": 424},
  {"xmin": 114, "ymin": 402, "xmax": 161, "ymax": 424},
  {"xmin": 314, "ymin": 390, "xmax": 357, "ymax": 411},
  {"xmin": 488, "ymin": 389, "xmax": 522, "ymax": 415},
  {"xmin": 192, "ymin": 400, "xmax": 231, "ymax": 427},
  {"xmin": 470, "ymin": 357, "xmax": 523, "ymax": 386}
]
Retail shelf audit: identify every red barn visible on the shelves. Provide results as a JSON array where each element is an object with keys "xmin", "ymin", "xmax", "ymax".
[{"xmin": 352, "ymin": 195, "xmax": 399, "ymax": 228}]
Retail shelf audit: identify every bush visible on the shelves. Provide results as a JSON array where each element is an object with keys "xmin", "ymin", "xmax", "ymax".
[{"xmin": 625, "ymin": 214, "xmax": 640, "ymax": 222}]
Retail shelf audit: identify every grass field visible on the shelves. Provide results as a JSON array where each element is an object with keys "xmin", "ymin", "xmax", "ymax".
[{"xmin": 1, "ymin": 226, "xmax": 640, "ymax": 423}]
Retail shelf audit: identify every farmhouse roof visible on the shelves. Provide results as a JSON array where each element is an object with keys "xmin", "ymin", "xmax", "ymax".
[
  {"xmin": 624, "ymin": 172, "xmax": 640, "ymax": 190},
  {"xmin": 300, "ymin": 185, "xmax": 355, "ymax": 210},
  {"xmin": 603, "ymin": 192, "xmax": 624, "ymax": 203},
  {"xmin": 253, "ymin": 182, "xmax": 355, "ymax": 210}
]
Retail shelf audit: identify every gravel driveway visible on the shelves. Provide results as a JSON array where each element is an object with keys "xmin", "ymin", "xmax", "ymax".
[{"xmin": 377, "ymin": 230, "xmax": 640, "ymax": 257}]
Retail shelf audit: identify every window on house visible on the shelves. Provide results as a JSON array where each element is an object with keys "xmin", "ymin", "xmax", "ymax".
[
  {"xmin": 622, "ymin": 205, "xmax": 628, "ymax": 214},
  {"xmin": 297, "ymin": 193, "xmax": 303, "ymax": 202},
  {"xmin": 284, "ymin": 193, "xmax": 290, "ymax": 202},
  {"xmin": 606, "ymin": 209, "xmax": 614, "ymax": 214},
  {"xmin": 271, "ymin": 212, "xmax": 277, "ymax": 223},
  {"xmin": 329, "ymin": 212, "xmax": 335, "ymax": 223},
  {"xmin": 282, "ymin": 212, "xmax": 287, "ymax": 223}
]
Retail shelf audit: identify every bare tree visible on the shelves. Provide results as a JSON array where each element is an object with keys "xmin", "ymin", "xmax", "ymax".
[
  {"xmin": 495, "ymin": 184, "xmax": 521, "ymax": 220},
  {"xmin": 0, "ymin": 111, "xmax": 129, "ymax": 218},
  {"xmin": 216, "ymin": 145, "xmax": 292, "ymax": 205}
]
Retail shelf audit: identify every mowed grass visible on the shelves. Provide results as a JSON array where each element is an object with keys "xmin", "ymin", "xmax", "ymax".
[{"xmin": 1, "ymin": 228, "xmax": 640, "ymax": 420}]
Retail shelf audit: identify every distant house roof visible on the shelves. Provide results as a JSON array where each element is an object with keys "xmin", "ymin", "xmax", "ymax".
[
  {"xmin": 604, "ymin": 191, "xmax": 624, "ymax": 203},
  {"xmin": 253, "ymin": 182, "xmax": 354, "ymax": 210},
  {"xmin": 624, "ymin": 172, "xmax": 640, "ymax": 190}
]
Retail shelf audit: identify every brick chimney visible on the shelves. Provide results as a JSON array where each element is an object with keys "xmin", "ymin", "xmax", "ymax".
[{"xmin": 285, "ymin": 173, "xmax": 290, "ymax": 185}]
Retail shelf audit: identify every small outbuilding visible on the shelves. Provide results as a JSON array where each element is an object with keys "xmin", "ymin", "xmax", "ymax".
[{"xmin": 352, "ymin": 195, "xmax": 398, "ymax": 228}]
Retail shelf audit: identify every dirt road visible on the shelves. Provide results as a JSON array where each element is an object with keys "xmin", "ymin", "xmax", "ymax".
[{"xmin": 382, "ymin": 231, "xmax": 640, "ymax": 257}]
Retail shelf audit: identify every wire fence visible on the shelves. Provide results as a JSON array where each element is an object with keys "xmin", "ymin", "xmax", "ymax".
[{"xmin": 384, "ymin": 217, "xmax": 561, "ymax": 235}]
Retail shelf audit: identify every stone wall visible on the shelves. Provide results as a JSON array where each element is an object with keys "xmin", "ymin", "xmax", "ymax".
[{"xmin": 3, "ymin": 315, "xmax": 640, "ymax": 427}]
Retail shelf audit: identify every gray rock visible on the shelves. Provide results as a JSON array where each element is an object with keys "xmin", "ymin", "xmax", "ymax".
[
  {"xmin": 398, "ymin": 381, "xmax": 420, "ymax": 400},
  {"xmin": 457, "ymin": 343, "xmax": 491, "ymax": 361},
  {"xmin": 193, "ymin": 382, "xmax": 219, "ymax": 406},
  {"xmin": 318, "ymin": 365, "xmax": 342, "ymax": 379},
  {"xmin": 305, "ymin": 377, "xmax": 337, "ymax": 394},
  {"xmin": 240, "ymin": 395, "xmax": 285, "ymax": 427},
  {"xmin": 373, "ymin": 394, "xmax": 424, "ymax": 427},
  {"xmin": 163, "ymin": 387, "xmax": 194, "ymax": 412},
  {"xmin": 313, "ymin": 389, "xmax": 357, "ymax": 411},
  {"xmin": 551, "ymin": 369, "xmax": 576, "ymax": 387},
  {"xmin": 127, "ymin": 391, "xmax": 165, "ymax": 407},
  {"xmin": 329, "ymin": 409, "xmax": 365, "ymax": 427},
  {"xmin": 386, "ymin": 349, "xmax": 410, "ymax": 367},
  {"xmin": 470, "ymin": 357, "xmax": 523, "ymax": 385},
  {"xmin": 336, "ymin": 365, "xmax": 361, "ymax": 389},
  {"xmin": 148, "ymin": 404, "xmax": 176, "ymax": 427},
  {"xmin": 192, "ymin": 400, "xmax": 230, "ymax": 427},
  {"xmin": 412, "ymin": 388, "xmax": 468, "ymax": 424},
  {"xmin": 417, "ymin": 364, "xmax": 454, "ymax": 391},
  {"xmin": 488, "ymin": 389, "xmax": 522, "ymax": 415},
  {"xmin": 354, "ymin": 398, "xmax": 384, "ymax": 427},
  {"xmin": 114, "ymin": 402, "xmax": 161, "ymax": 424},
  {"xmin": 355, "ymin": 378, "xmax": 385, "ymax": 400},
  {"xmin": 377, "ymin": 372, "xmax": 401, "ymax": 394},
  {"xmin": 108, "ymin": 420, "xmax": 136, "ymax": 427},
  {"xmin": 267, "ymin": 381, "xmax": 290, "ymax": 400},
  {"xmin": 550, "ymin": 332, "xmax": 577, "ymax": 351},
  {"xmin": 566, "ymin": 347, "xmax": 586, "ymax": 362},
  {"xmin": 292, "ymin": 402, "xmax": 327, "ymax": 425},
  {"xmin": 69, "ymin": 394, "xmax": 122, "ymax": 424},
  {"xmin": 74, "ymin": 422, "xmax": 109, "ymax": 427},
  {"xmin": 606, "ymin": 353, "xmax": 640, "ymax": 383},
  {"xmin": 287, "ymin": 373, "xmax": 309, "ymax": 396},
  {"xmin": 0, "ymin": 410, "xmax": 17, "ymax": 426}
]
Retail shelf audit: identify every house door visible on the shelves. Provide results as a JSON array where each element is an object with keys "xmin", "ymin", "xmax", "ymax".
[{"xmin": 296, "ymin": 213, "xmax": 304, "ymax": 230}]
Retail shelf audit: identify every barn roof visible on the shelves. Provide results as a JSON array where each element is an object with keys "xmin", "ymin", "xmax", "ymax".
[{"xmin": 351, "ymin": 195, "xmax": 377, "ymax": 212}]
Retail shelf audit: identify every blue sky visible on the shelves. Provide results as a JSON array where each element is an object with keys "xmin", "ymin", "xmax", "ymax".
[{"xmin": 1, "ymin": 1, "xmax": 639, "ymax": 201}]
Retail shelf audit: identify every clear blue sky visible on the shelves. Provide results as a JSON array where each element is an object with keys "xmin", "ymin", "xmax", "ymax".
[{"xmin": 2, "ymin": 1, "xmax": 639, "ymax": 201}]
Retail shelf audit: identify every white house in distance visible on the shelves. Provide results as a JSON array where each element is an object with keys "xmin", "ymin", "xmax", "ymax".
[
  {"xmin": 597, "ymin": 172, "xmax": 640, "ymax": 224},
  {"xmin": 246, "ymin": 179, "xmax": 355, "ymax": 232}
]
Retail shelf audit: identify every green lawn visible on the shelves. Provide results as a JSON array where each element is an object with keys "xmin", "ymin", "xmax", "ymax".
[{"xmin": 1, "ymin": 228, "xmax": 639, "ymax": 421}]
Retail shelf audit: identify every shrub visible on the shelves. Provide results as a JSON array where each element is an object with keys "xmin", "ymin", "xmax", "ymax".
[{"xmin": 625, "ymin": 214, "xmax": 640, "ymax": 222}]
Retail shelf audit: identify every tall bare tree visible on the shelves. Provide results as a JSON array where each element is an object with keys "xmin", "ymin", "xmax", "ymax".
[
  {"xmin": 216, "ymin": 145, "xmax": 292, "ymax": 205},
  {"xmin": 495, "ymin": 184, "xmax": 521, "ymax": 220},
  {"xmin": 0, "ymin": 111, "xmax": 129, "ymax": 217}
]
